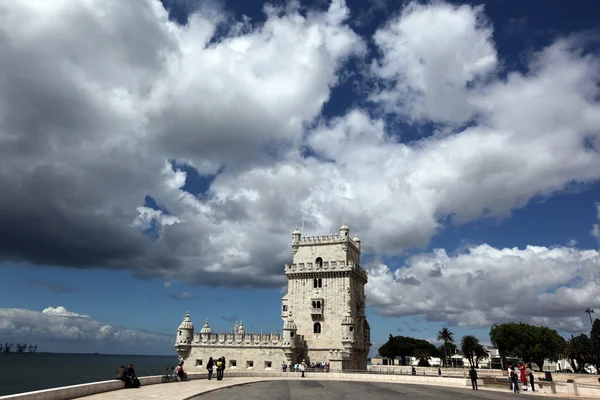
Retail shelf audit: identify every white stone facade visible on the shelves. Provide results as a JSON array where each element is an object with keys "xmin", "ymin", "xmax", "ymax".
[{"xmin": 175, "ymin": 223, "xmax": 371, "ymax": 371}]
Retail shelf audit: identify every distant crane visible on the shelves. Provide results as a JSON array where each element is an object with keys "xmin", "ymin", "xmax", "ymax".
[
  {"xmin": 16, "ymin": 344, "xmax": 28, "ymax": 353},
  {"xmin": 3, "ymin": 343, "xmax": 14, "ymax": 353},
  {"xmin": 27, "ymin": 345, "xmax": 37, "ymax": 353}
]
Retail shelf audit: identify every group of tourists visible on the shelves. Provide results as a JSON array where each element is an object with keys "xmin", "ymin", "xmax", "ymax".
[
  {"xmin": 508, "ymin": 363, "xmax": 535, "ymax": 393},
  {"xmin": 114, "ymin": 364, "xmax": 141, "ymax": 388},
  {"xmin": 206, "ymin": 356, "xmax": 227, "ymax": 380}
]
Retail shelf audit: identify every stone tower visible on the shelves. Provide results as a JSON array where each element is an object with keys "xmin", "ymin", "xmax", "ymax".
[{"xmin": 283, "ymin": 222, "xmax": 371, "ymax": 370}]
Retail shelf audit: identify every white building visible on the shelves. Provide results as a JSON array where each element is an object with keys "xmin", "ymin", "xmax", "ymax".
[{"xmin": 175, "ymin": 222, "xmax": 372, "ymax": 371}]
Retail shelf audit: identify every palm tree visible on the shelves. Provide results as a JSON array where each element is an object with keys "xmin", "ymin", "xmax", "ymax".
[
  {"xmin": 437, "ymin": 327, "xmax": 455, "ymax": 367},
  {"xmin": 461, "ymin": 335, "xmax": 480, "ymax": 367},
  {"xmin": 473, "ymin": 343, "xmax": 489, "ymax": 368},
  {"xmin": 563, "ymin": 335, "xmax": 592, "ymax": 372}
]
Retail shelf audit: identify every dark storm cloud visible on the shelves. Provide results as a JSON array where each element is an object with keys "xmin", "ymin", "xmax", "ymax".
[{"xmin": 0, "ymin": 169, "xmax": 172, "ymax": 269}]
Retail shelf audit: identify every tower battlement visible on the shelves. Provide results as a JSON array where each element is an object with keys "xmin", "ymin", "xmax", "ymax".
[
  {"xmin": 284, "ymin": 259, "xmax": 368, "ymax": 282},
  {"xmin": 297, "ymin": 234, "xmax": 360, "ymax": 248},
  {"xmin": 192, "ymin": 332, "xmax": 302, "ymax": 348}
]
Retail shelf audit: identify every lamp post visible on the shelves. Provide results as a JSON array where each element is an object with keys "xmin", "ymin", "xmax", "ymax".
[{"xmin": 585, "ymin": 308, "xmax": 594, "ymax": 327}]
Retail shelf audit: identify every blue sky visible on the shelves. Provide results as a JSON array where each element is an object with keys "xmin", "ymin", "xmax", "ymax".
[{"xmin": 0, "ymin": 0, "xmax": 599, "ymax": 356}]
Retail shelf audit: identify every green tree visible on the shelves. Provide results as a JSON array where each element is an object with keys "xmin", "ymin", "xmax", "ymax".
[
  {"xmin": 461, "ymin": 335, "xmax": 480, "ymax": 367},
  {"xmin": 413, "ymin": 349, "xmax": 431, "ymax": 366},
  {"xmin": 473, "ymin": 343, "xmax": 489, "ymax": 368},
  {"xmin": 378, "ymin": 334, "xmax": 397, "ymax": 362},
  {"xmin": 490, "ymin": 322, "xmax": 565, "ymax": 371},
  {"xmin": 378, "ymin": 335, "xmax": 441, "ymax": 366},
  {"xmin": 563, "ymin": 334, "xmax": 592, "ymax": 373},
  {"xmin": 590, "ymin": 319, "xmax": 600, "ymax": 374},
  {"xmin": 436, "ymin": 327, "xmax": 455, "ymax": 367}
]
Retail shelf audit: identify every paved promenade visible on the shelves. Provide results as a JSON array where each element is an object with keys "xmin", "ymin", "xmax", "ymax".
[
  {"xmin": 193, "ymin": 380, "xmax": 576, "ymax": 400},
  {"xmin": 80, "ymin": 377, "xmax": 264, "ymax": 400},
  {"xmin": 79, "ymin": 378, "xmax": 577, "ymax": 400}
]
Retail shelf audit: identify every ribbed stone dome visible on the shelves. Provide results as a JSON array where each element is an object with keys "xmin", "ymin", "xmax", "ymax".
[
  {"xmin": 200, "ymin": 319, "xmax": 212, "ymax": 334},
  {"xmin": 283, "ymin": 318, "xmax": 297, "ymax": 330},
  {"xmin": 342, "ymin": 310, "xmax": 354, "ymax": 325},
  {"xmin": 178, "ymin": 312, "xmax": 194, "ymax": 330}
]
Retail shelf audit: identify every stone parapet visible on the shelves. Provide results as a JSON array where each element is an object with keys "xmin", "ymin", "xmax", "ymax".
[
  {"xmin": 284, "ymin": 260, "xmax": 367, "ymax": 282},
  {"xmin": 296, "ymin": 234, "xmax": 359, "ymax": 247},
  {"xmin": 192, "ymin": 332, "xmax": 299, "ymax": 348}
]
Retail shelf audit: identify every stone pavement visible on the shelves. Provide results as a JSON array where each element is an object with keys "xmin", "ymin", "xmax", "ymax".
[
  {"xmin": 79, "ymin": 377, "xmax": 294, "ymax": 400},
  {"xmin": 193, "ymin": 380, "xmax": 579, "ymax": 400},
  {"xmin": 78, "ymin": 377, "xmax": 580, "ymax": 400}
]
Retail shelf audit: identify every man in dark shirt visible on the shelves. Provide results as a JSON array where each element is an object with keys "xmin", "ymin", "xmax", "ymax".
[{"xmin": 469, "ymin": 366, "xmax": 478, "ymax": 390}]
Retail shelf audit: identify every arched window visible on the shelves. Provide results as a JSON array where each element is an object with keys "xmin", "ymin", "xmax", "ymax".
[
  {"xmin": 315, "ymin": 257, "xmax": 323, "ymax": 268},
  {"xmin": 313, "ymin": 322, "xmax": 321, "ymax": 334}
]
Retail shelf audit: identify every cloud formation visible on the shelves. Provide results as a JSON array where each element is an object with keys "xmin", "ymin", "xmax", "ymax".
[
  {"xmin": 367, "ymin": 245, "xmax": 600, "ymax": 333},
  {"xmin": 0, "ymin": 0, "xmax": 599, "ymax": 331},
  {"xmin": 592, "ymin": 202, "xmax": 600, "ymax": 241},
  {"xmin": 0, "ymin": 306, "xmax": 171, "ymax": 352}
]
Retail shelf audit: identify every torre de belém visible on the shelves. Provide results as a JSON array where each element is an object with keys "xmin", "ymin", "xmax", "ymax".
[{"xmin": 175, "ymin": 222, "xmax": 372, "ymax": 371}]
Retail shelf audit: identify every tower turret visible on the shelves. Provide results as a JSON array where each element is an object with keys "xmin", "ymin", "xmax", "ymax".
[
  {"xmin": 282, "ymin": 318, "xmax": 297, "ymax": 344},
  {"xmin": 292, "ymin": 227, "xmax": 301, "ymax": 244},
  {"xmin": 282, "ymin": 317, "xmax": 298, "ymax": 361},
  {"xmin": 177, "ymin": 312, "xmax": 194, "ymax": 344},
  {"xmin": 353, "ymin": 233, "xmax": 361, "ymax": 251},
  {"xmin": 292, "ymin": 227, "xmax": 301, "ymax": 254},
  {"xmin": 237, "ymin": 320, "xmax": 245, "ymax": 335},
  {"xmin": 200, "ymin": 319, "xmax": 212, "ymax": 339},
  {"xmin": 340, "ymin": 221, "xmax": 350, "ymax": 240},
  {"xmin": 341, "ymin": 309, "xmax": 355, "ymax": 349},
  {"xmin": 175, "ymin": 312, "xmax": 194, "ymax": 358}
]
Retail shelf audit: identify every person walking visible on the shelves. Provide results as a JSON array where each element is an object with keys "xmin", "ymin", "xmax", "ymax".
[
  {"xmin": 511, "ymin": 369, "xmax": 520, "ymax": 393},
  {"xmin": 438, "ymin": 367, "xmax": 442, "ymax": 377},
  {"xmin": 207, "ymin": 357, "xmax": 214, "ymax": 380},
  {"xmin": 469, "ymin": 366, "xmax": 478, "ymax": 390},
  {"xmin": 216, "ymin": 357, "xmax": 224, "ymax": 381},
  {"xmin": 300, "ymin": 359, "xmax": 307, "ymax": 378},
  {"xmin": 526, "ymin": 364, "xmax": 535, "ymax": 392},
  {"xmin": 508, "ymin": 365, "xmax": 514, "ymax": 391}
]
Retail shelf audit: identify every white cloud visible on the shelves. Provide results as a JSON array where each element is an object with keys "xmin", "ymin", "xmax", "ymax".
[
  {"xmin": 0, "ymin": 306, "xmax": 170, "ymax": 346},
  {"xmin": 370, "ymin": 1, "xmax": 497, "ymax": 123},
  {"xmin": 0, "ymin": 0, "xmax": 599, "ymax": 331},
  {"xmin": 366, "ymin": 245, "xmax": 600, "ymax": 333},
  {"xmin": 42, "ymin": 306, "xmax": 90, "ymax": 319},
  {"xmin": 592, "ymin": 202, "xmax": 600, "ymax": 241}
]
